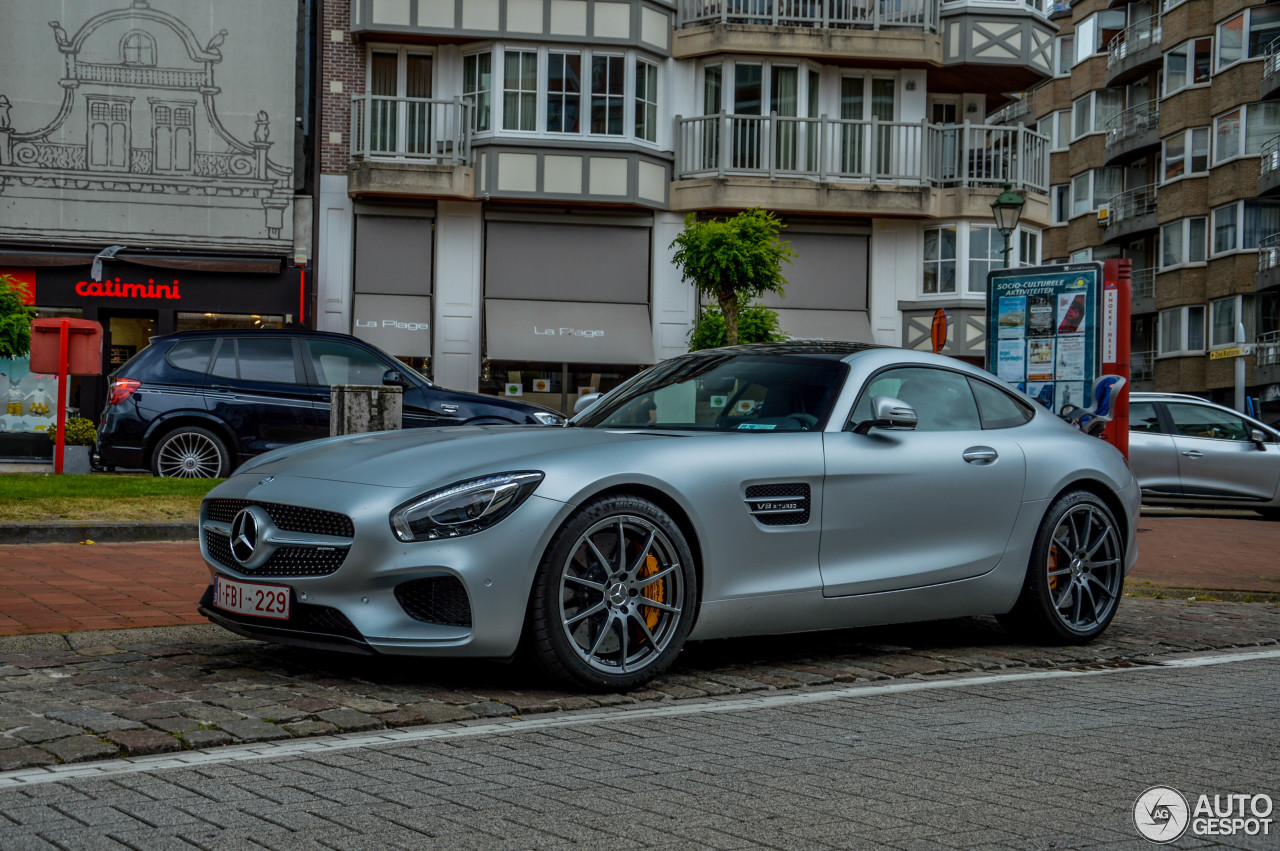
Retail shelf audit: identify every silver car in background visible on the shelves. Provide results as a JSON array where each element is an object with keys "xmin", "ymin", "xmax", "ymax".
[
  {"xmin": 198, "ymin": 343, "xmax": 1140, "ymax": 690},
  {"xmin": 1128, "ymin": 392, "xmax": 1280, "ymax": 519}
]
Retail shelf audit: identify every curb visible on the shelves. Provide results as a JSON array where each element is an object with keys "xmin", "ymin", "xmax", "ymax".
[{"xmin": 0, "ymin": 522, "xmax": 198, "ymax": 545}]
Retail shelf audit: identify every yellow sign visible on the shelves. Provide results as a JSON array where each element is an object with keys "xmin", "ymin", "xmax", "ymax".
[{"xmin": 1210, "ymin": 347, "xmax": 1246, "ymax": 360}]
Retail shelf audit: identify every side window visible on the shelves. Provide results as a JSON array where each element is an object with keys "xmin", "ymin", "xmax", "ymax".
[
  {"xmin": 166, "ymin": 339, "xmax": 214, "ymax": 373},
  {"xmin": 1129, "ymin": 402, "xmax": 1163, "ymax": 433},
  {"xmin": 1167, "ymin": 403, "xmax": 1250, "ymax": 441},
  {"xmin": 968, "ymin": 378, "xmax": 1034, "ymax": 429},
  {"xmin": 305, "ymin": 340, "xmax": 391, "ymax": 387},
  {"xmin": 235, "ymin": 338, "xmax": 299, "ymax": 385},
  {"xmin": 849, "ymin": 367, "xmax": 981, "ymax": 432},
  {"xmin": 211, "ymin": 339, "xmax": 237, "ymax": 378}
]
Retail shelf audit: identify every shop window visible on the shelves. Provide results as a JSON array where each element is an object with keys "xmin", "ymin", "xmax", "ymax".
[
  {"xmin": 0, "ymin": 307, "xmax": 84, "ymax": 435},
  {"xmin": 480, "ymin": 361, "xmax": 644, "ymax": 415},
  {"xmin": 176, "ymin": 312, "xmax": 283, "ymax": 332}
]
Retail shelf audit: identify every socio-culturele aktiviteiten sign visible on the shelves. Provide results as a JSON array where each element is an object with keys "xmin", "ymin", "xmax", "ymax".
[{"xmin": 986, "ymin": 264, "xmax": 1102, "ymax": 416}]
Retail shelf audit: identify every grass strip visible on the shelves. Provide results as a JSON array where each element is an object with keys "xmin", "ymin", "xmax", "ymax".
[{"xmin": 0, "ymin": 474, "xmax": 219, "ymax": 522}]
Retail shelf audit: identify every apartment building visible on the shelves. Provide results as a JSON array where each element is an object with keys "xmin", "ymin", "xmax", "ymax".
[
  {"xmin": 318, "ymin": 0, "xmax": 1058, "ymax": 411},
  {"xmin": 1013, "ymin": 0, "xmax": 1280, "ymax": 420}
]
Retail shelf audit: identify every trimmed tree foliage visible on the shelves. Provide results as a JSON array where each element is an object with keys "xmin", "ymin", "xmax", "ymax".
[
  {"xmin": 688, "ymin": 304, "xmax": 786, "ymax": 352},
  {"xmin": 0, "ymin": 273, "xmax": 36, "ymax": 360},
  {"xmin": 669, "ymin": 209, "xmax": 794, "ymax": 346}
]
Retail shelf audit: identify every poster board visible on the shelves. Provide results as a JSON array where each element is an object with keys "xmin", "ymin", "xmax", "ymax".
[{"xmin": 986, "ymin": 264, "xmax": 1102, "ymax": 417}]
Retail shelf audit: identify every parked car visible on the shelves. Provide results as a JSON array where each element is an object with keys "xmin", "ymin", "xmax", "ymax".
[
  {"xmin": 196, "ymin": 342, "xmax": 1139, "ymax": 690},
  {"xmin": 1128, "ymin": 392, "xmax": 1280, "ymax": 519},
  {"xmin": 97, "ymin": 329, "xmax": 565, "ymax": 478}
]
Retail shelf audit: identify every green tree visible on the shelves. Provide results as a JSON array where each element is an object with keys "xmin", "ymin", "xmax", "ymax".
[
  {"xmin": 0, "ymin": 273, "xmax": 36, "ymax": 360},
  {"xmin": 669, "ymin": 209, "xmax": 794, "ymax": 346},
  {"xmin": 688, "ymin": 304, "xmax": 786, "ymax": 351}
]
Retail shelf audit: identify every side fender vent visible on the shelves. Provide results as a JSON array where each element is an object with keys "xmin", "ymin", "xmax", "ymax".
[{"xmin": 744, "ymin": 483, "xmax": 811, "ymax": 526}]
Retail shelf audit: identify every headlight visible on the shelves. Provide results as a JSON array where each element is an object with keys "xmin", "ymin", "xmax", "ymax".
[
  {"xmin": 533, "ymin": 411, "xmax": 566, "ymax": 426},
  {"xmin": 390, "ymin": 472, "xmax": 544, "ymax": 542}
]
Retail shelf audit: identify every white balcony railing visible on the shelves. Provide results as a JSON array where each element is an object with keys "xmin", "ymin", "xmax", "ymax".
[
  {"xmin": 1131, "ymin": 267, "xmax": 1155, "ymax": 299},
  {"xmin": 1264, "ymin": 37, "xmax": 1280, "ymax": 81},
  {"xmin": 1258, "ymin": 331, "xmax": 1280, "ymax": 367},
  {"xmin": 1108, "ymin": 184, "xmax": 1158, "ymax": 226},
  {"xmin": 988, "ymin": 96, "xmax": 1033, "ymax": 126},
  {"xmin": 677, "ymin": 0, "xmax": 940, "ymax": 31},
  {"xmin": 1105, "ymin": 101, "xmax": 1159, "ymax": 149},
  {"xmin": 1108, "ymin": 14, "xmax": 1161, "ymax": 70},
  {"xmin": 1262, "ymin": 135, "xmax": 1280, "ymax": 181},
  {"xmin": 674, "ymin": 115, "xmax": 1049, "ymax": 191},
  {"xmin": 1259, "ymin": 233, "xmax": 1280, "ymax": 272},
  {"xmin": 350, "ymin": 95, "xmax": 473, "ymax": 164},
  {"xmin": 1130, "ymin": 349, "xmax": 1155, "ymax": 381}
]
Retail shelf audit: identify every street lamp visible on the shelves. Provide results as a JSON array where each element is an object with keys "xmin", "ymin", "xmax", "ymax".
[{"xmin": 990, "ymin": 182, "xmax": 1026, "ymax": 269}]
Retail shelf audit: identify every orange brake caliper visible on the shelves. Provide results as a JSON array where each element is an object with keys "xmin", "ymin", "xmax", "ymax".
[
  {"xmin": 1048, "ymin": 545, "xmax": 1059, "ymax": 591},
  {"xmin": 639, "ymin": 553, "xmax": 664, "ymax": 632}
]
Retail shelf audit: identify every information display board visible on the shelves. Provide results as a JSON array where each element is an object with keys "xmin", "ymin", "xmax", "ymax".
[{"xmin": 986, "ymin": 263, "xmax": 1102, "ymax": 416}]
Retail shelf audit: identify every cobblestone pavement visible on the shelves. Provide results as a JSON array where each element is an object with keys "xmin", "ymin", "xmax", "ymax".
[
  {"xmin": 0, "ymin": 597, "xmax": 1276, "ymax": 772},
  {"xmin": 0, "ymin": 652, "xmax": 1276, "ymax": 849}
]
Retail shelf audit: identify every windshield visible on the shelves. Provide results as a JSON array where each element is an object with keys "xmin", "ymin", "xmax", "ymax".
[{"xmin": 575, "ymin": 354, "xmax": 847, "ymax": 432}]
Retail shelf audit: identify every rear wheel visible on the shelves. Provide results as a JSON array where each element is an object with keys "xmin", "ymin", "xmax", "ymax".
[
  {"xmin": 999, "ymin": 490, "xmax": 1125, "ymax": 644},
  {"xmin": 151, "ymin": 427, "xmax": 230, "ymax": 478},
  {"xmin": 529, "ymin": 495, "xmax": 697, "ymax": 690}
]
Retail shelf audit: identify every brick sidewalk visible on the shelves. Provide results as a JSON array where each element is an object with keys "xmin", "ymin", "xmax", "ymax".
[{"xmin": 0, "ymin": 513, "xmax": 1276, "ymax": 636}]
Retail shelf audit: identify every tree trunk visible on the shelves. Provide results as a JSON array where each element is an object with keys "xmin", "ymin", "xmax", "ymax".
[{"xmin": 719, "ymin": 290, "xmax": 740, "ymax": 346}]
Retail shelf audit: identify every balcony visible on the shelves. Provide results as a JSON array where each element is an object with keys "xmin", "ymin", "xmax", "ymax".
[
  {"xmin": 1262, "ymin": 40, "xmax": 1280, "ymax": 101},
  {"xmin": 1261, "ymin": 135, "xmax": 1280, "ymax": 198},
  {"xmin": 988, "ymin": 95, "xmax": 1035, "ymax": 127},
  {"xmin": 347, "ymin": 95, "xmax": 475, "ymax": 199},
  {"xmin": 1256, "ymin": 331, "xmax": 1280, "ymax": 386},
  {"xmin": 1104, "ymin": 101, "xmax": 1159, "ymax": 165},
  {"xmin": 1259, "ymin": 233, "xmax": 1280, "ymax": 291},
  {"xmin": 1106, "ymin": 15, "xmax": 1162, "ymax": 86},
  {"xmin": 671, "ymin": 115, "xmax": 1048, "ymax": 216},
  {"xmin": 673, "ymin": 0, "xmax": 942, "ymax": 63},
  {"xmin": 1131, "ymin": 267, "xmax": 1155, "ymax": 315},
  {"xmin": 1104, "ymin": 184, "xmax": 1158, "ymax": 242},
  {"xmin": 1130, "ymin": 349, "xmax": 1155, "ymax": 384}
]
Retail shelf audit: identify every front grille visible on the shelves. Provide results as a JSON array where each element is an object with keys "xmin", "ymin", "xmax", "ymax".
[
  {"xmin": 744, "ymin": 483, "xmax": 811, "ymax": 526},
  {"xmin": 200, "ymin": 586, "xmax": 361, "ymax": 639},
  {"xmin": 395, "ymin": 576, "xmax": 472, "ymax": 627},
  {"xmin": 205, "ymin": 499, "xmax": 354, "ymax": 538},
  {"xmin": 203, "ymin": 531, "xmax": 347, "ymax": 577}
]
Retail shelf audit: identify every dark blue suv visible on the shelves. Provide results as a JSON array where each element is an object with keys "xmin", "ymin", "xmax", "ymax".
[{"xmin": 97, "ymin": 329, "xmax": 565, "ymax": 477}]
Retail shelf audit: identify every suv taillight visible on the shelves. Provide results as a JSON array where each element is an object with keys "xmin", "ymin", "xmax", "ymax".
[{"xmin": 107, "ymin": 378, "xmax": 141, "ymax": 405}]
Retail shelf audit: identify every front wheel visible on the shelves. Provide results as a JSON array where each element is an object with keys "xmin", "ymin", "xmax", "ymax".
[
  {"xmin": 528, "ymin": 495, "xmax": 697, "ymax": 690},
  {"xmin": 151, "ymin": 427, "xmax": 230, "ymax": 478},
  {"xmin": 999, "ymin": 490, "xmax": 1125, "ymax": 644}
]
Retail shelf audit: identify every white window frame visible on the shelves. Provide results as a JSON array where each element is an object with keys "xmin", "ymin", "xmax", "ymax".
[
  {"xmin": 462, "ymin": 50, "xmax": 493, "ymax": 134},
  {"xmin": 1017, "ymin": 228, "xmax": 1041, "ymax": 267},
  {"xmin": 1211, "ymin": 199, "xmax": 1280, "ymax": 255},
  {"xmin": 1055, "ymin": 34, "xmax": 1075, "ymax": 76},
  {"xmin": 1051, "ymin": 184, "xmax": 1070, "ymax": 224},
  {"xmin": 1041, "ymin": 110, "xmax": 1071, "ymax": 150},
  {"xmin": 500, "ymin": 47, "xmax": 539, "ymax": 133},
  {"xmin": 1072, "ymin": 90, "xmax": 1124, "ymax": 140},
  {"xmin": 1214, "ymin": 103, "xmax": 1280, "ymax": 165},
  {"xmin": 699, "ymin": 58, "xmax": 828, "ymax": 119},
  {"xmin": 1216, "ymin": 7, "xmax": 1280, "ymax": 72},
  {"xmin": 635, "ymin": 58, "xmax": 659, "ymax": 144},
  {"xmin": 1158, "ymin": 305, "xmax": 1206, "ymax": 356},
  {"xmin": 1074, "ymin": 11, "xmax": 1126, "ymax": 65},
  {"xmin": 589, "ymin": 52, "xmax": 626, "ymax": 137},
  {"xmin": 1161, "ymin": 127, "xmax": 1210, "ymax": 183},
  {"xmin": 545, "ymin": 50, "xmax": 583, "ymax": 135},
  {"xmin": 921, "ymin": 222, "xmax": 1013, "ymax": 297},
  {"xmin": 1071, "ymin": 168, "xmax": 1122, "ymax": 218},
  {"xmin": 1209, "ymin": 295, "xmax": 1243, "ymax": 349},
  {"xmin": 1159, "ymin": 216, "xmax": 1208, "ymax": 269},
  {"xmin": 1163, "ymin": 38, "xmax": 1212, "ymax": 97}
]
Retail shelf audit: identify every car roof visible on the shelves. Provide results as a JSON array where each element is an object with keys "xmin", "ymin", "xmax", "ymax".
[
  {"xmin": 685, "ymin": 341, "xmax": 886, "ymax": 361},
  {"xmin": 1130, "ymin": 392, "xmax": 1214, "ymax": 402},
  {"xmin": 156, "ymin": 328, "xmax": 372, "ymax": 343}
]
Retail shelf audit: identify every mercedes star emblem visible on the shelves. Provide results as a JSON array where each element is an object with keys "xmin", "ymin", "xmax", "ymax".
[{"xmin": 229, "ymin": 508, "xmax": 259, "ymax": 565}]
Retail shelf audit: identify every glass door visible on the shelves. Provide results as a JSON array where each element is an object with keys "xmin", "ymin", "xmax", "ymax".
[
  {"xmin": 369, "ymin": 50, "xmax": 432, "ymax": 156},
  {"xmin": 932, "ymin": 99, "xmax": 959, "ymax": 182},
  {"xmin": 733, "ymin": 63, "xmax": 763, "ymax": 169},
  {"xmin": 839, "ymin": 77, "xmax": 865, "ymax": 175},
  {"xmin": 771, "ymin": 66, "xmax": 798, "ymax": 172},
  {"xmin": 872, "ymin": 78, "xmax": 895, "ymax": 177}
]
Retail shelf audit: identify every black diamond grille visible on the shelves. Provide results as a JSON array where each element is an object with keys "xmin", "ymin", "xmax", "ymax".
[
  {"xmin": 203, "ymin": 531, "xmax": 347, "ymax": 577},
  {"xmin": 744, "ymin": 483, "xmax": 811, "ymax": 526},
  {"xmin": 395, "ymin": 577, "xmax": 472, "ymax": 627},
  {"xmin": 205, "ymin": 499, "xmax": 354, "ymax": 538},
  {"xmin": 200, "ymin": 586, "xmax": 361, "ymax": 639}
]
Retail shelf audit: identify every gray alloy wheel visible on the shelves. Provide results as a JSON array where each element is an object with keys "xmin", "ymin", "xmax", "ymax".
[
  {"xmin": 529, "ymin": 495, "xmax": 697, "ymax": 690},
  {"xmin": 999, "ymin": 490, "xmax": 1125, "ymax": 644},
  {"xmin": 151, "ymin": 427, "xmax": 230, "ymax": 478}
]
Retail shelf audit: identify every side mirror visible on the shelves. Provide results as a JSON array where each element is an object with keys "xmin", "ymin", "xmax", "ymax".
[
  {"xmin": 1250, "ymin": 428, "xmax": 1268, "ymax": 451},
  {"xmin": 573, "ymin": 392, "xmax": 603, "ymax": 415},
  {"xmin": 852, "ymin": 396, "xmax": 918, "ymax": 435},
  {"xmin": 382, "ymin": 368, "xmax": 409, "ymax": 388}
]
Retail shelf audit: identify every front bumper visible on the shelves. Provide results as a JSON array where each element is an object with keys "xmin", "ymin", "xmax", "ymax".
[{"xmin": 197, "ymin": 474, "xmax": 571, "ymax": 658}]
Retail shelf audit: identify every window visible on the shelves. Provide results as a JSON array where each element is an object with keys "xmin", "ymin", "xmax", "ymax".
[
  {"xmin": 1019, "ymin": 229, "xmax": 1040, "ymax": 266},
  {"xmin": 546, "ymin": 52, "xmax": 582, "ymax": 133},
  {"xmin": 1041, "ymin": 110, "xmax": 1072, "ymax": 150},
  {"xmin": 503, "ymin": 49, "xmax": 537, "ymax": 131},
  {"xmin": 1162, "ymin": 127, "xmax": 1209, "ymax": 181},
  {"xmin": 1158, "ymin": 305, "xmax": 1206, "ymax": 354},
  {"xmin": 636, "ymin": 60, "xmax": 658, "ymax": 143},
  {"xmin": 1129, "ymin": 401, "xmax": 1162, "ymax": 432},
  {"xmin": 121, "ymin": 31, "xmax": 156, "ymax": 66},
  {"xmin": 1072, "ymin": 168, "xmax": 1122, "ymax": 217},
  {"xmin": 703, "ymin": 64, "xmax": 722, "ymax": 114},
  {"xmin": 1073, "ymin": 96, "xmax": 1093, "ymax": 139},
  {"xmin": 463, "ymin": 52, "xmax": 492, "ymax": 132},
  {"xmin": 235, "ymin": 338, "xmax": 300, "ymax": 384},
  {"xmin": 1213, "ymin": 200, "xmax": 1280, "ymax": 253},
  {"xmin": 306, "ymin": 341, "xmax": 391, "ymax": 386},
  {"xmin": 1215, "ymin": 103, "xmax": 1280, "ymax": 163},
  {"xmin": 923, "ymin": 227, "xmax": 957, "ymax": 294},
  {"xmin": 1073, "ymin": 90, "xmax": 1124, "ymax": 140},
  {"xmin": 1210, "ymin": 297, "xmax": 1242, "ymax": 347},
  {"xmin": 1160, "ymin": 217, "xmax": 1208, "ymax": 267},
  {"xmin": 1052, "ymin": 185, "xmax": 1070, "ymax": 224},
  {"xmin": 968, "ymin": 378, "xmax": 1034, "ymax": 429},
  {"xmin": 165, "ymin": 339, "xmax": 215, "ymax": 374},
  {"xmin": 1216, "ymin": 5, "xmax": 1280, "ymax": 70},
  {"xmin": 1056, "ymin": 34, "xmax": 1075, "ymax": 75},
  {"xmin": 1168, "ymin": 402, "xmax": 1252, "ymax": 440},
  {"xmin": 850, "ymin": 367, "xmax": 981, "ymax": 432},
  {"xmin": 968, "ymin": 226, "xmax": 1001, "ymax": 292},
  {"xmin": 591, "ymin": 55, "xmax": 624, "ymax": 135},
  {"xmin": 1074, "ymin": 10, "xmax": 1126, "ymax": 64},
  {"xmin": 1164, "ymin": 38, "xmax": 1212, "ymax": 95}
]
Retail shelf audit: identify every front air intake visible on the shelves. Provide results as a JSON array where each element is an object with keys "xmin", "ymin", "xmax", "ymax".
[{"xmin": 395, "ymin": 576, "xmax": 473, "ymax": 627}]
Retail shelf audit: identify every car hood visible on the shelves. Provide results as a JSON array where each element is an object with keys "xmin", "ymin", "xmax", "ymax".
[{"xmin": 235, "ymin": 426, "xmax": 669, "ymax": 489}]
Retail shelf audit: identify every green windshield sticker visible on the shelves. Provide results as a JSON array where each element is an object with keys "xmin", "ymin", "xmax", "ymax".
[{"xmin": 737, "ymin": 423, "xmax": 776, "ymax": 431}]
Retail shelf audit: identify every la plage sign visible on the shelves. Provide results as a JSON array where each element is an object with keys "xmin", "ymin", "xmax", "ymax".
[{"xmin": 74, "ymin": 278, "xmax": 183, "ymax": 300}]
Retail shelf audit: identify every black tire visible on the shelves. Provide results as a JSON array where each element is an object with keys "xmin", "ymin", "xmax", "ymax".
[
  {"xmin": 528, "ymin": 495, "xmax": 697, "ymax": 691},
  {"xmin": 150, "ymin": 426, "xmax": 230, "ymax": 478},
  {"xmin": 999, "ymin": 489, "xmax": 1125, "ymax": 644},
  {"xmin": 1256, "ymin": 508, "xmax": 1280, "ymax": 521}
]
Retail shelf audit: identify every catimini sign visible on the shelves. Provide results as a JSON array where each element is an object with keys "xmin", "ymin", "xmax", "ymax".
[{"xmin": 74, "ymin": 278, "xmax": 182, "ymax": 300}]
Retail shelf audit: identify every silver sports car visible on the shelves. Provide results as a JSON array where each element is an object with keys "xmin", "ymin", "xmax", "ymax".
[{"xmin": 198, "ymin": 343, "xmax": 1140, "ymax": 690}]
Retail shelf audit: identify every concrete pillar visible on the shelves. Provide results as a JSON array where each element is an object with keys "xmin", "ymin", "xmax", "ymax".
[
  {"xmin": 433, "ymin": 200, "xmax": 484, "ymax": 391},
  {"xmin": 330, "ymin": 385, "xmax": 402, "ymax": 436}
]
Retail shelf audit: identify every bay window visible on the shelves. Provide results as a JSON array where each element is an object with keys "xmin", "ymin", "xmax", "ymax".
[
  {"xmin": 1210, "ymin": 296, "xmax": 1246, "ymax": 348},
  {"xmin": 1160, "ymin": 217, "xmax": 1208, "ymax": 267},
  {"xmin": 1074, "ymin": 11, "xmax": 1126, "ymax": 65},
  {"xmin": 923, "ymin": 226, "xmax": 957, "ymax": 294},
  {"xmin": 1163, "ymin": 127, "xmax": 1209, "ymax": 181},
  {"xmin": 1216, "ymin": 5, "xmax": 1280, "ymax": 70},
  {"xmin": 1159, "ymin": 305, "xmax": 1206, "ymax": 355},
  {"xmin": 922, "ymin": 223, "xmax": 1037, "ymax": 295},
  {"xmin": 1217, "ymin": 103, "xmax": 1280, "ymax": 162},
  {"xmin": 1073, "ymin": 90, "xmax": 1124, "ymax": 139},
  {"xmin": 1163, "ymin": 39, "xmax": 1212, "ymax": 95},
  {"xmin": 1212, "ymin": 200, "xmax": 1280, "ymax": 254},
  {"xmin": 463, "ymin": 52, "xmax": 492, "ymax": 132},
  {"xmin": 591, "ymin": 55, "xmax": 625, "ymax": 136},
  {"xmin": 547, "ymin": 52, "xmax": 582, "ymax": 133},
  {"xmin": 1072, "ymin": 168, "xmax": 1122, "ymax": 217},
  {"xmin": 503, "ymin": 49, "xmax": 537, "ymax": 131},
  {"xmin": 636, "ymin": 60, "xmax": 658, "ymax": 143}
]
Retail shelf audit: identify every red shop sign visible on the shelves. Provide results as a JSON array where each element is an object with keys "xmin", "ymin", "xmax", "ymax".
[{"xmin": 74, "ymin": 278, "xmax": 183, "ymax": 300}]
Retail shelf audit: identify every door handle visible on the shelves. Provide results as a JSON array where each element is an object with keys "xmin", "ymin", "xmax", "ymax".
[
  {"xmin": 962, "ymin": 446, "xmax": 998, "ymax": 464},
  {"xmin": 209, "ymin": 384, "xmax": 232, "ymax": 392},
  {"xmin": 1181, "ymin": 450, "xmax": 1204, "ymax": 458}
]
